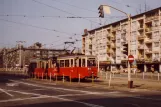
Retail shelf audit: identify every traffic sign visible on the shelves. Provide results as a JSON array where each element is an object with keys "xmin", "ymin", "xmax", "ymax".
[{"xmin": 128, "ymin": 55, "xmax": 134, "ymax": 63}]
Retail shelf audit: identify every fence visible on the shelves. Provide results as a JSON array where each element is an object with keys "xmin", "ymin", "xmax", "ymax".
[{"xmin": 98, "ymin": 70, "xmax": 161, "ymax": 81}]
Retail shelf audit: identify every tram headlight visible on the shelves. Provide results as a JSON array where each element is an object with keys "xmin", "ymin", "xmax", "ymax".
[{"xmin": 88, "ymin": 68, "xmax": 91, "ymax": 70}]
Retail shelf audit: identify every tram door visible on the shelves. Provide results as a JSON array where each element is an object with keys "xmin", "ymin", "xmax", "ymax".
[
  {"xmin": 77, "ymin": 57, "xmax": 88, "ymax": 79},
  {"xmin": 28, "ymin": 62, "xmax": 37, "ymax": 75}
]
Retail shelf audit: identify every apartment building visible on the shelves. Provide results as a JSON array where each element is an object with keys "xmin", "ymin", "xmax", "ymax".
[
  {"xmin": 82, "ymin": 7, "xmax": 161, "ymax": 72},
  {"xmin": 0, "ymin": 43, "xmax": 69, "ymax": 68}
]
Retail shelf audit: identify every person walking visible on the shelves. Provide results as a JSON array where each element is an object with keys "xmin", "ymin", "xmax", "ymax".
[{"xmin": 151, "ymin": 65, "xmax": 154, "ymax": 73}]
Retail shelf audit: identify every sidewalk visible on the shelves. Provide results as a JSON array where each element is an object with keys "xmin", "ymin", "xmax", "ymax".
[
  {"xmin": 25, "ymin": 75, "xmax": 161, "ymax": 92},
  {"xmin": 97, "ymin": 72, "xmax": 161, "ymax": 91},
  {"xmin": 1, "ymin": 70, "xmax": 161, "ymax": 92}
]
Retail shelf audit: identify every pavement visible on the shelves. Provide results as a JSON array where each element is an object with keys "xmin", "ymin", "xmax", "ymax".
[
  {"xmin": 97, "ymin": 71, "xmax": 161, "ymax": 91},
  {"xmin": 1, "ymin": 74, "xmax": 161, "ymax": 106}
]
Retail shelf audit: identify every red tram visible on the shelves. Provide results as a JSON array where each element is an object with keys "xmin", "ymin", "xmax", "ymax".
[{"xmin": 28, "ymin": 55, "xmax": 98, "ymax": 80}]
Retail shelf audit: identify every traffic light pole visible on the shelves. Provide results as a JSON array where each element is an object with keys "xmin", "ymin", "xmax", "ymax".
[
  {"xmin": 127, "ymin": 15, "xmax": 131, "ymax": 82},
  {"xmin": 100, "ymin": 5, "xmax": 132, "ymax": 87}
]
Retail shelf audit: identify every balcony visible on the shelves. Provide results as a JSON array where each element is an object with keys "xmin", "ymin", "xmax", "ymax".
[
  {"xmin": 138, "ymin": 45, "xmax": 144, "ymax": 49},
  {"xmin": 144, "ymin": 58, "xmax": 152, "ymax": 63},
  {"xmin": 152, "ymin": 27, "xmax": 159, "ymax": 31},
  {"xmin": 153, "ymin": 57, "xmax": 160, "ymax": 62},
  {"xmin": 111, "ymin": 28, "xmax": 117, "ymax": 32},
  {"xmin": 107, "ymin": 41, "xmax": 111, "ymax": 46},
  {"xmin": 116, "ymin": 27, "xmax": 121, "ymax": 31},
  {"xmin": 145, "ymin": 16, "xmax": 159, "ymax": 23},
  {"xmin": 121, "ymin": 29, "xmax": 126, "ymax": 34},
  {"xmin": 138, "ymin": 55, "xmax": 144, "ymax": 59},
  {"xmin": 107, "ymin": 49, "xmax": 111, "ymax": 53},
  {"xmin": 111, "ymin": 44, "xmax": 116, "ymax": 49},
  {"xmin": 107, "ymin": 35, "xmax": 111, "ymax": 38},
  {"xmin": 153, "ymin": 51, "xmax": 159, "ymax": 53},
  {"xmin": 138, "ymin": 27, "xmax": 144, "ymax": 31},
  {"xmin": 111, "ymin": 54, "xmax": 116, "ymax": 57},
  {"xmin": 110, "ymin": 35, "xmax": 116, "ymax": 40},
  {"xmin": 121, "ymin": 56, "xmax": 127, "ymax": 61},
  {"xmin": 145, "ymin": 27, "xmax": 152, "ymax": 33},
  {"xmin": 144, "ymin": 38, "xmax": 152, "ymax": 44},
  {"xmin": 145, "ymin": 49, "xmax": 152, "ymax": 54},
  {"xmin": 137, "ymin": 35, "xmax": 145, "ymax": 40}
]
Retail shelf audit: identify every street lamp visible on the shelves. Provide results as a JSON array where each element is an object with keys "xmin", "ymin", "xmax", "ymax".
[
  {"xmin": 16, "ymin": 41, "xmax": 26, "ymax": 68},
  {"xmin": 98, "ymin": 5, "xmax": 132, "ymax": 88}
]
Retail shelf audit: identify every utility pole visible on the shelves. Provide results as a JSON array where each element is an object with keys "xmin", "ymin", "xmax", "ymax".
[
  {"xmin": 16, "ymin": 41, "xmax": 26, "ymax": 68},
  {"xmin": 145, "ymin": 0, "xmax": 147, "ymax": 12},
  {"xmin": 139, "ymin": 4, "xmax": 142, "ymax": 14},
  {"xmin": 4, "ymin": 49, "xmax": 7, "ymax": 71}
]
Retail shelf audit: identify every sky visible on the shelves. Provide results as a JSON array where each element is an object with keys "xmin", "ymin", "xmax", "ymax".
[{"xmin": 0, "ymin": 0, "xmax": 161, "ymax": 50}]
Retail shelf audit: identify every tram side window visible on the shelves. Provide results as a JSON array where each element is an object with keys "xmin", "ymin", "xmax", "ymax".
[
  {"xmin": 60, "ymin": 60, "xmax": 65, "ymax": 67},
  {"xmin": 65, "ymin": 60, "xmax": 69, "ymax": 67},
  {"xmin": 79, "ymin": 59, "xmax": 81, "ymax": 67},
  {"xmin": 82, "ymin": 59, "xmax": 85, "ymax": 67},
  {"xmin": 57, "ymin": 60, "xmax": 60, "ymax": 67},
  {"xmin": 71, "ymin": 59, "xmax": 73, "ymax": 67},
  {"xmin": 75, "ymin": 59, "xmax": 77, "ymax": 67}
]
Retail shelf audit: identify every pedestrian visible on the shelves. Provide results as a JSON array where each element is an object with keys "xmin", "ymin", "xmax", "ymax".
[{"xmin": 151, "ymin": 65, "xmax": 154, "ymax": 73}]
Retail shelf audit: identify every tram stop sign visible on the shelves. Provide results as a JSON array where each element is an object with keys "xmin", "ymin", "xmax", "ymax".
[{"xmin": 128, "ymin": 55, "xmax": 134, "ymax": 63}]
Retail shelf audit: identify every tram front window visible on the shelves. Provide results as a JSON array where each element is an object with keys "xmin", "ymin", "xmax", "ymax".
[
  {"xmin": 82, "ymin": 59, "xmax": 85, "ymax": 67},
  {"xmin": 87, "ymin": 59, "xmax": 96, "ymax": 67}
]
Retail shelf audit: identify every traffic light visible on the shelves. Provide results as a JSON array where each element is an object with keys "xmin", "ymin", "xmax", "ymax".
[
  {"xmin": 122, "ymin": 43, "xmax": 128, "ymax": 56},
  {"xmin": 98, "ymin": 5, "xmax": 104, "ymax": 18}
]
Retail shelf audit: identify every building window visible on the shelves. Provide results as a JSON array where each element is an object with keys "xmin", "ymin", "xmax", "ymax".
[
  {"xmin": 154, "ymin": 53, "xmax": 159, "ymax": 57},
  {"xmin": 117, "ymin": 56, "xmax": 121, "ymax": 60},
  {"xmin": 117, "ymin": 39, "xmax": 120, "ymax": 43},
  {"xmin": 154, "ymin": 42, "xmax": 159, "ymax": 47}
]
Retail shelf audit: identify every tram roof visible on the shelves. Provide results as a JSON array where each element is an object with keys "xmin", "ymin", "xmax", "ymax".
[
  {"xmin": 29, "ymin": 58, "xmax": 48, "ymax": 62},
  {"xmin": 58, "ymin": 54, "xmax": 96, "ymax": 59}
]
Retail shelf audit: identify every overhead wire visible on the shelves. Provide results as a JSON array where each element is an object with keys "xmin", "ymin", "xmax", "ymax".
[
  {"xmin": 0, "ymin": 14, "xmax": 126, "ymax": 19},
  {"xmin": 32, "ymin": 0, "xmax": 101, "ymax": 25},
  {"xmin": 0, "ymin": 18, "xmax": 83, "ymax": 48},
  {"xmin": 108, "ymin": 0, "xmax": 138, "ymax": 9},
  {"xmin": 0, "ymin": 18, "xmax": 80, "ymax": 36},
  {"xmin": 51, "ymin": 0, "xmax": 97, "ymax": 13},
  {"xmin": 51, "ymin": 0, "xmax": 138, "ymax": 14}
]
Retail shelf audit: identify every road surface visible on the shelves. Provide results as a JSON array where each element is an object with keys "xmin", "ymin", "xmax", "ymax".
[{"xmin": 0, "ymin": 74, "xmax": 161, "ymax": 107}]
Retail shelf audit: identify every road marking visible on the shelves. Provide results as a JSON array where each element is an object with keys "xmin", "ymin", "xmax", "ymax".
[
  {"xmin": 1, "ymin": 89, "xmax": 105, "ymax": 107},
  {"xmin": 103, "ymin": 91, "xmax": 120, "ymax": 94},
  {"xmin": 0, "ymin": 96, "xmax": 49, "ymax": 103},
  {"xmin": 7, "ymin": 89, "xmax": 41, "ymax": 96},
  {"xmin": 132, "ymin": 96, "xmax": 161, "ymax": 101},
  {"xmin": 32, "ymin": 88, "xmax": 66, "ymax": 93},
  {"xmin": 57, "ymin": 93, "xmax": 90, "ymax": 97},
  {"xmin": 33, "ymin": 89, "xmax": 46, "ymax": 91},
  {"xmin": 50, "ymin": 96, "xmax": 105, "ymax": 107},
  {"xmin": 129, "ymin": 89, "xmax": 149, "ymax": 92},
  {"xmin": 6, "ymin": 83, "xmax": 19, "ymax": 87},
  {"xmin": 0, "ymin": 88, "xmax": 14, "ymax": 97},
  {"xmin": 10, "ymin": 80, "xmax": 123, "ymax": 96},
  {"xmin": 10, "ymin": 80, "xmax": 102, "ymax": 94},
  {"xmin": 125, "ymin": 103, "xmax": 141, "ymax": 107}
]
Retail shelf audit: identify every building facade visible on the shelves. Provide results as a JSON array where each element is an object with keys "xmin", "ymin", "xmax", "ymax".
[
  {"xmin": 82, "ymin": 7, "xmax": 161, "ymax": 72},
  {"xmin": 0, "ymin": 43, "xmax": 69, "ymax": 68}
]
